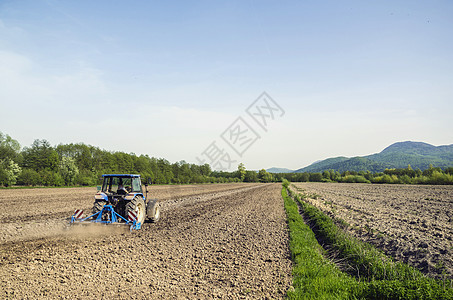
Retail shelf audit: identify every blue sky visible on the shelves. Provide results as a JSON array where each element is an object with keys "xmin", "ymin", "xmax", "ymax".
[{"xmin": 0, "ymin": 0, "xmax": 452, "ymax": 170}]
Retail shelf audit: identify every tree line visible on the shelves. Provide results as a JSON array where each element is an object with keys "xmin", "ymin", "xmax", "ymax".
[
  {"xmin": 273, "ymin": 165, "xmax": 453, "ymax": 185},
  {"xmin": 0, "ymin": 132, "xmax": 254, "ymax": 187},
  {"xmin": 2, "ymin": 131, "xmax": 452, "ymax": 187}
]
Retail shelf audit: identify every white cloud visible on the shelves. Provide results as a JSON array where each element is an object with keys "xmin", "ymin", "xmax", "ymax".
[{"xmin": 0, "ymin": 50, "xmax": 51, "ymax": 100}]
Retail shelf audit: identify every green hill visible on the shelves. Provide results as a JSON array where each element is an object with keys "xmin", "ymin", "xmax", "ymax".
[
  {"xmin": 295, "ymin": 141, "xmax": 453, "ymax": 173},
  {"xmin": 266, "ymin": 167, "xmax": 294, "ymax": 173},
  {"xmin": 294, "ymin": 157, "xmax": 349, "ymax": 173}
]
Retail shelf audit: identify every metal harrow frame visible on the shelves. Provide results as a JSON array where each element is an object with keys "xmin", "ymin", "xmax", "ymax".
[{"xmin": 70, "ymin": 204, "xmax": 142, "ymax": 231}]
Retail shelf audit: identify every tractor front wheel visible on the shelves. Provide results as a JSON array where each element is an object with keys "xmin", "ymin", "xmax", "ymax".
[
  {"xmin": 125, "ymin": 196, "xmax": 146, "ymax": 224},
  {"xmin": 146, "ymin": 200, "xmax": 160, "ymax": 223}
]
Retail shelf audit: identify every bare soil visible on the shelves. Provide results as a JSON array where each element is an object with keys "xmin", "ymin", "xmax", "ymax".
[
  {"xmin": 0, "ymin": 183, "xmax": 292, "ymax": 299},
  {"xmin": 292, "ymin": 182, "xmax": 453, "ymax": 279}
]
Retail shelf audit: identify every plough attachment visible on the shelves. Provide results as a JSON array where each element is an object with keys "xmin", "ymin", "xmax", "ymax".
[{"xmin": 70, "ymin": 204, "xmax": 142, "ymax": 231}]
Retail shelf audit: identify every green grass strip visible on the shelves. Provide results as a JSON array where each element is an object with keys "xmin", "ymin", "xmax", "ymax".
[
  {"xmin": 288, "ymin": 186, "xmax": 453, "ymax": 299},
  {"xmin": 282, "ymin": 187, "xmax": 359, "ymax": 299}
]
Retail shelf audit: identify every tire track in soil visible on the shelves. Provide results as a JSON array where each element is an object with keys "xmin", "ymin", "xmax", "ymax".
[{"xmin": 0, "ymin": 183, "xmax": 292, "ymax": 299}]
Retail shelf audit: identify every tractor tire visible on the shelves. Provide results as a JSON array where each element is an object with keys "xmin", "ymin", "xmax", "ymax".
[
  {"xmin": 151, "ymin": 204, "xmax": 160, "ymax": 223},
  {"xmin": 92, "ymin": 200, "xmax": 107, "ymax": 215},
  {"xmin": 146, "ymin": 200, "xmax": 160, "ymax": 223},
  {"xmin": 125, "ymin": 196, "xmax": 146, "ymax": 225}
]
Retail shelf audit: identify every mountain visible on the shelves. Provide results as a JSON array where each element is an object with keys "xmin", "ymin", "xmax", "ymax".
[
  {"xmin": 366, "ymin": 141, "xmax": 453, "ymax": 170},
  {"xmin": 379, "ymin": 141, "xmax": 453, "ymax": 157},
  {"xmin": 295, "ymin": 157, "xmax": 349, "ymax": 173},
  {"xmin": 296, "ymin": 157, "xmax": 393, "ymax": 173},
  {"xmin": 295, "ymin": 141, "xmax": 453, "ymax": 173},
  {"xmin": 266, "ymin": 167, "xmax": 294, "ymax": 173}
]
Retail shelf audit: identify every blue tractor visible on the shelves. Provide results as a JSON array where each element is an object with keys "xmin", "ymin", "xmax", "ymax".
[{"xmin": 71, "ymin": 174, "xmax": 160, "ymax": 230}]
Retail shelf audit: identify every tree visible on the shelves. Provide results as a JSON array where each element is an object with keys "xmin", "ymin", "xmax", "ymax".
[
  {"xmin": 298, "ymin": 173, "xmax": 310, "ymax": 182},
  {"xmin": 114, "ymin": 152, "xmax": 134, "ymax": 173},
  {"xmin": 200, "ymin": 164, "xmax": 211, "ymax": 177},
  {"xmin": 244, "ymin": 170, "xmax": 258, "ymax": 182},
  {"xmin": 22, "ymin": 139, "xmax": 59, "ymax": 171},
  {"xmin": 59, "ymin": 157, "xmax": 79, "ymax": 185},
  {"xmin": 237, "ymin": 163, "xmax": 246, "ymax": 182},
  {"xmin": 178, "ymin": 161, "xmax": 191, "ymax": 184},
  {"xmin": 322, "ymin": 170, "xmax": 331, "ymax": 181},
  {"xmin": 39, "ymin": 169, "xmax": 64, "ymax": 186},
  {"xmin": 157, "ymin": 158, "xmax": 174, "ymax": 184},
  {"xmin": 0, "ymin": 159, "xmax": 21, "ymax": 186},
  {"xmin": 309, "ymin": 172, "xmax": 322, "ymax": 182},
  {"xmin": 258, "ymin": 169, "xmax": 274, "ymax": 183},
  {"xmin": 17, "ymin": 169, "xmax": 41, "ymax": 186},
  {"xmin": 0, "ymin": 132, "xmax": 21, "ymax": 163}
]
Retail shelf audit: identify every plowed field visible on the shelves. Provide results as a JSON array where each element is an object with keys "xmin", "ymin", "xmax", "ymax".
[
  {"xmin": 292, "ymin": 182, "xmax": 453, "ymax": 279},
  {"xmin": 0, "ymin": 183, "xmax": 292, "ymax": 299}
]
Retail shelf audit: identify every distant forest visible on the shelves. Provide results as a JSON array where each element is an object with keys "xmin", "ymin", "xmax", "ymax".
[
  {"xmin": 274, "ymin": 167, "xmax": 453, "ymax": 185},
  {"xmin": 0, "ymin": 132, "xmax": 256, "ymax": 187},
  {"xmin": 1, "ymin": 132, "xmax": 452, "ymax": 187}
]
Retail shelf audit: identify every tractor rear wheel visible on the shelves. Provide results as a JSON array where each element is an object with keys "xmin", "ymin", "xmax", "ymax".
[
  {"xmin": 92, "ymin": 200, "xmax": 107, "ymax": 215},
  {"xmin": 125, "ymin": 196, "xmax": 146, "ymax": 224}
]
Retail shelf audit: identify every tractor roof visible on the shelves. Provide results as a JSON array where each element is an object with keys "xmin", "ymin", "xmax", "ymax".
[{"xmin": 102, "ymin": 174, "xmax": 141, "ymax": 178}]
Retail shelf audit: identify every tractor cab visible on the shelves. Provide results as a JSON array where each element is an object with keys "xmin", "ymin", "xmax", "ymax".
[{"xmin": 101, "ymin": 174, "xmax": 143, "ymax": 195}]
